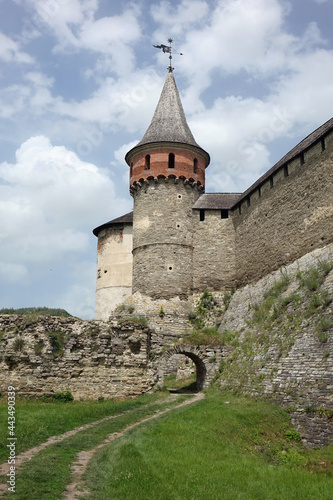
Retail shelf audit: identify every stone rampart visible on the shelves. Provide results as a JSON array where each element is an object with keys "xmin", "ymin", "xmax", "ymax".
[
  {"xmin": 232, "ymin": 129, "xmax": 333, "ymax": 287},
  {"xmin": 219, "ymin": 243, "xmax": 333, "ymax": 447},
  {"xmin": 0, "ymin": 316, "xmax": 155, "ymax": 400}
]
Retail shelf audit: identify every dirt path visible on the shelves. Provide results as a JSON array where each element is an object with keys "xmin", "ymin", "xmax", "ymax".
[
  {"xmin": 0, "ymin": 393, "xmax": 204, "ymax": 497},
  {"xmin": 64, "ymin": 392, "xmax": 204, "ymax": 499}
]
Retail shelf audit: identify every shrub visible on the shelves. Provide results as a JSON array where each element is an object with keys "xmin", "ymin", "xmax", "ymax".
[
  {"xmin": 51, "ymin": 390, "xmax": 74, "ymax": 402},
  {"xmin": 276, "ymin": 449, "xmax": 306, "ymax": 467},
  {"xmin": 296, "ymin": 267, "xmax": 320, "ymax": 291},
  {"xmin": 13, "ymin": 337, "xmax": 24, "ymax": 351},
  {"xmin": 264, "ymin": 274, "xmax": 290, "ymax": 300},
  {"xmin": 197, "ymin": 289, "xmax": 218, "ymax": 315},
  {"xmin": 317, "ymin": 260, "xmax": 333, "ymax": 276},
  {"xmin": 87, "ymin": 326, "xmax": 100, "ymax": 337},
  {"xmin": 49, "ymin": 331, "xmax": 66, "ymax": 357},
  {"xmin": 223, "ymin": 288, "xmax": 235, "ymax": 311},
  {"xmin": 285, "ymin": 428, "xmax": 302, "ymax": 442},
  {"xmin": 316, "ymin": 315, "xmax": 332, "ymax": 343},
  {"xmin": 34, "ymin": 341, "xmax": 44, "ymax": 355},
  {"xmin": 0, "ymin": 307, "xmax": 71, "ymax": 317},
  {"xmin": 118, "ymin": 317, "xmax": 148, "ymax": 327}
]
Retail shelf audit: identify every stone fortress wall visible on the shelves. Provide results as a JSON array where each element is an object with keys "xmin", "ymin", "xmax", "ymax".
[
  {"xmin": 232, "ymin": 128, "xmax": 333, "ymax": 287},
  {"xmin": 192, "ymin": 210, "xmax": 236, "ymax": 292},
  {"xmin": 94, "ymin": 123, "xmax": 333, "ymax": 319},
  {"xmin": 0, "ymin": 315, "xmax": 154, "ymax": 400}
]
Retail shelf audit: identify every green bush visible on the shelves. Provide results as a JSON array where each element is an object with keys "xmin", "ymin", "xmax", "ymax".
[
  {"xmin": 13, "ymin": 337, "xmax": 24, "ymax": 351},
  {"xmin": 285, "ymin": 428, "xmax": 302, "ymax": 442},
  {"xmin": 34, "ymin": 340, "xmax": 44, "ymax": 355},
  {"xmin": 118, "ymin": 317, "xmax": 148, "ymax": 327},
  {"xmin": 49, "ymin": 331, "xmax": 66, "ymax": 357},
  {"xmin": 49, "ymin": 390, "xmax": 74, "ymax": 402}
]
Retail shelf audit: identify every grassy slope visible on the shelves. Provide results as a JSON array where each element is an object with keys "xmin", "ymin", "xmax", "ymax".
[{"xmin": 84, "ymin": 390, "xmax": 333, "ymax": 500}]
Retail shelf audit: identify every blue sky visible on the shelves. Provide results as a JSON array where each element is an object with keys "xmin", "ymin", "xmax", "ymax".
[{"xmin": 0, "ymin": 0, "xmax": 332, "ymax": 319}]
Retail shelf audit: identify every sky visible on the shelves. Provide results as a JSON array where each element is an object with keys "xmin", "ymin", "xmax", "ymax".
[{"xmin": 0, "ymin": 0, "xmax": 333, "ymax": 319}]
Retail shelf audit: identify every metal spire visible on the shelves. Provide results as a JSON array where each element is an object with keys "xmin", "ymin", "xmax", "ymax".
[{"xmin": 153, "ymin": 38, "xmax": 183, "ymax": 72}]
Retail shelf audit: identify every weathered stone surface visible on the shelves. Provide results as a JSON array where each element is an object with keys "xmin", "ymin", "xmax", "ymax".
[
  {"xmin": 232, "ymin": 131, "xmax": 333, "ymax": 286},
  {"xmin": 219, "ymin": 243, "xmax": 333, "ymax": 447},
  {"xmin": 0, "ymin": 316, "xmax": 222, "ymax": 399},
  {"xmin": 0, "ymin": 316, "xmax": 155, "ymax": 400}
]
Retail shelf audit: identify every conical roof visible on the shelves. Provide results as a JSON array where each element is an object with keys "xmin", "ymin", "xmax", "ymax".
[
  {"xmin": 138, "ymin": 71, "xmax": 199, "ymax": 147},
  {"xmin": 125, "ymin": 70, "xmax": 209, "ymax": 165}
]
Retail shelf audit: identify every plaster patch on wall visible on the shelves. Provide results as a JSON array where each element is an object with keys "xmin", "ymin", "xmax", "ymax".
[{"xmin": 136, "ymin": 216, "xmax": 151, "ymax": 230}]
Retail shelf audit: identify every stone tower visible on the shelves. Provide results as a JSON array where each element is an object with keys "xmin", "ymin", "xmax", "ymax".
[
  {"xmin": 93, "ymin": 212, "xmax": 133, "ymax": 320},
  {"xmin": 125, "ymin": 69, "xmax": 210, "ymax": 299}
]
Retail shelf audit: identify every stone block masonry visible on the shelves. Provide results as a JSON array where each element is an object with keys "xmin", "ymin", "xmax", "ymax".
[
  {"xmin": 0, "ymin": 316, "xmax": 155, "ymax": 400},
  {"xmin": 232, "ymin": 130, "xmax": 333, "ymax": 287},
  {"xmin": 219, "ymin": 243, "xmax": 333, "ymax": 447},
  {"xmin": 193, "ymin": 209, "xmax": 236, "ymax": 292},
  {"xmin": 132, "ymin": 178, "xmax": 202, "ymax": 298}
]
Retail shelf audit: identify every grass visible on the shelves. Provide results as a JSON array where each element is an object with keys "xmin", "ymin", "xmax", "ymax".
[
  {"xmin": 181, "ymin": 327, "xmax": 238, "ymax": 346},
  {"xmin": 0, "ymin": 393, "xmax": 170, "ymax": 462},
  {"xmin": 0, "ymin": 394, "xmax": 189, "ymax": 500},
  {"xmin": 83, "ymin": 390, "xmax": 333, "ymax": 500},
  {"xmin": 0, "ymin": 307, "xmax": 72, "ymax": 317},
  {"xmin": 0, "ymin": 391, "xmax": 332, "ymax": 498},
  {"xmin": 163, "ymin": 373, "xmax": 197, "ymax": 392},
  {"xmin": 118, "ymin": 317, "xmax": 148, "ymax": 327}
]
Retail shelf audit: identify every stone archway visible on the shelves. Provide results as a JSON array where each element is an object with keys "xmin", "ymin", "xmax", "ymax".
[{"xmin": 156, "ymin": 344, "xmax": 222, "ymax": 391}]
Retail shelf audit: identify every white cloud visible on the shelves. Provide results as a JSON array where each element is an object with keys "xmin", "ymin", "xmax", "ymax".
[
  {"xmin": 26, "ymin": 0, "xmax": 142, "ymax": 76},
  {"xmin": 0, "ymin": 262, "xmax": 28, "ymax": 284},
  {"xmin": 0, "ymin": 136, "xmax": 131, "ymax": 273},
  {"xmin": 151, "ymin": 0, "xmax": 209, "ymax": 35},
  {"xmin": 58, "ymin": 260, "xmax": 97, "ymax": 319},
  {"xmin": 0, "ymin": 32, "xmax": 34, "ymax": 63},
  {"xmin": 55, "ymin": 68, "xmax": 164, "ymax": 134}
]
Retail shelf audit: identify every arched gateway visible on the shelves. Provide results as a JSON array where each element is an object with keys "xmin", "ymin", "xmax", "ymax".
[{"xmin": 155, "ymin": 344, "xmax": 223, "ymax": 391}]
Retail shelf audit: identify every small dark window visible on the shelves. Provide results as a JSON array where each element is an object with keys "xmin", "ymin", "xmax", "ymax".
[
  {"xmin": 221, "ymin": 209, "xmax": 228, "ymax": 219},
  {"xmin": 200, "ymin": 209, "xmax": 205, "ymax": 221},
  {"xmin": 193, "ymin": 158, "xmax": 198, "ymax": 173},
  {"xmin": 168, "ymin": 153, "xmax": 175, "ymax": 168},
  {"xmin": 300, "ymin": 152, "xmax": 305, "ymax": 165},
  {"xmin": 239, "ymin": 205, "xmax": 242, "ymax": 215},
  {"xmin": 145, "ymin": 154, "xmax": 150, "ymax": 170},
  {"xmin": 321, "ymin": 137, "xmax": 326, "ymax": 151},
  {"xmin": 246, "ymin": 196, "xmax": 251, "ymax": 207},
  {"xmin": 270, "ymin": 176, "xmax": 274, "ymax": 188},
  {"xmin": 284, "ymin": 165, "xmax": 289, "ymax": 177},
  {"xmin": 258, "ymin": 185, "xmax": 262, "ymax": 198}
]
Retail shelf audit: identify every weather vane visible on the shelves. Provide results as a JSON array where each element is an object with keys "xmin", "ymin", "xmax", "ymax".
[{"xmin": 153, "ymin": 38, "xmax": 183, "ymax": 72}]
